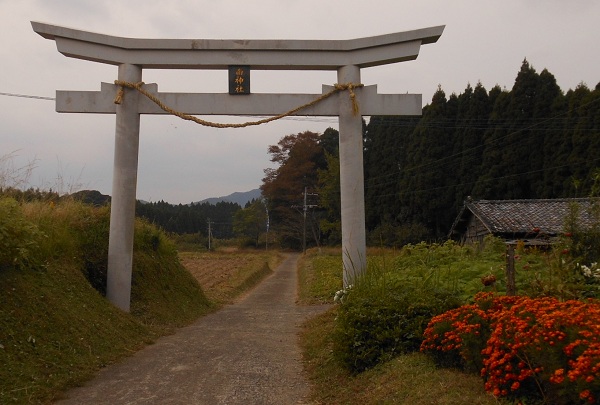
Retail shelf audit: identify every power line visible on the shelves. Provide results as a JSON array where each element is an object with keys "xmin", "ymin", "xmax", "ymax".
[
  {"xmin": 369, "ymin": 155, "xmax": 600, "ymax": 200},
  {"xmin": 0, "ymin": 91, "xmax": 55, "ymax": 101},
  {"xmin": 364, "ymin": 95, "xmax": 600, "ymax": 187}
]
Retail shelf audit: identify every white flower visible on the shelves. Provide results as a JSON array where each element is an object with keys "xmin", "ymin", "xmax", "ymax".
[
  {"xmin": 582, "ymin": 265, "xmax": 592, "ymax": 278},
  {"xmin": 333, "ymin": 285, "xmax": 353, "ymax": 303}
]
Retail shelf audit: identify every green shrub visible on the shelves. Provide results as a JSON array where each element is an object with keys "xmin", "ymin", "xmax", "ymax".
[
  {"xmin": 333, "ymin": 274, "xmax": 461, "ymax": 373},
  {"xmin": 543, "ymin": 200, "xmax": 600, "ymax": 300},
  {"xmin": 134, "ymin": 218, "xmax": 176, "ymax": 256},
  {"xmin": 77, "ymin": 206, "xmax": 111, "ymax": 295},
  {"xmin": 73, "ymin": 210, "xmax": 181, "ymax": 296},
  {"xmin": 565, "ymin": 200, "xmax": 600, "ymax": 266},
  {"xmin": 0, "ymin": 197, "xmax": 45, "ymax": 270},
  {"xmin": 22, "ymin": 199, "xmax": 112, "ymax": 295},
  {"xmin": 170, "ymin": 232, "xmax": 208, "ymax": 252},
  {"xmin": 368, "ymin": 221, "xmax": 430, "ymax": 248},
  {"xmin": 21, "ymin": 200, "xmax": 180, "ymax": 296},
  {"xmin": 391, "ymin": 239, "xmax": 503, "ymax": 301},
  {"xmin": 237, "ymin": 236, "xmax": 258, "ymax": 249}
]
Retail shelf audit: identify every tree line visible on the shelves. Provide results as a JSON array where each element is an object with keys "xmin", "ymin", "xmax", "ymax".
[
  {"xmin": 259, "ymin": 59, "xmax": 600, "ymax": 248},
  {"xmin": 135, "ymin": 200, "xmax": 240, "ymax": 238}
]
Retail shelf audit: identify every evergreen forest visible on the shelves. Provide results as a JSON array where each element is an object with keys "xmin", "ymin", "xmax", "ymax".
[
  {"xmin": 135, "ymin": 200, "xmax": 240, "ymax": 238},
  {"xmin": 362, "ymin": 59, "xmax": 600, "ymax": 243}
]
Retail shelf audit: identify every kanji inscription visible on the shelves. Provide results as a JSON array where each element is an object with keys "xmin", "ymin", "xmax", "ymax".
[{"xmin": 229, "ymin": 66, "xmax": 250, "ymax": 95}]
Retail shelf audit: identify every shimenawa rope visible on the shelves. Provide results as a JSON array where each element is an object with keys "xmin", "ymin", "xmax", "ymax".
[{"xmin": 113, "ymin": 80, "xmax": 364, "ymax": 128}]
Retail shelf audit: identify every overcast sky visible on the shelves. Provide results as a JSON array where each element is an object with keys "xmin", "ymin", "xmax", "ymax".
[{"xmin": 1, "ymin": 1, "xmax": 598, "ymax": 204}]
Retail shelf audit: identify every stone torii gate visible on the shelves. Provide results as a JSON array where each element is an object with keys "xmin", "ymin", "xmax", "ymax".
[{"xmin": 32, "ymin": 21, "xmax": 444, "ymax": 311}]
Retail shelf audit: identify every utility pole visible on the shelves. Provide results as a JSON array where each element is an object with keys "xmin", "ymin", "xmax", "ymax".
[
  {"xmin": 302, "ymin": 186, "xmax": 318, "ymax": 254},
  {"xmin": 303, "ymin": 187, "xmax": 307, "ymax": 254},
  {"xmin": 207, "ymin": 218, "xmax": 213, "ymax": 251},
  {"xmin": 506, "ymin": 243, "xmax": 517, "ymax": 296},
  {"xmin": 265, "ymin": 203, "xmax": 269, "ymax": 251}
]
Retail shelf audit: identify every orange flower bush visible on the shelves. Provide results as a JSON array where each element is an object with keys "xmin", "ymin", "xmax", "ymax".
[
  {"xmin": 421, "ymin": 293, "xmax": 600, "ymax": 403},
  {"xmin": 420, "ymin": 292, "xmax": 518, "ymax": 372}
]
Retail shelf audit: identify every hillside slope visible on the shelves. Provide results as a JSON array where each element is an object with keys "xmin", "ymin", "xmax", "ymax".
[{"xmin": 0, "ymin": 198, "xmax": 212, "ymax": 404}]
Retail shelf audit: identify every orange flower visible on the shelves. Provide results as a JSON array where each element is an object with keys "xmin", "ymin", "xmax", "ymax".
[{"xmin": 424, "ymin": 293, "xmax": 600, "ymax": 400}]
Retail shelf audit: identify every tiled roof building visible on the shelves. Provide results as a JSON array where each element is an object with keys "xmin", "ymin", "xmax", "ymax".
[{"xmin": 449, "ymin": 198, "xmax": 599, "ymax": 245}]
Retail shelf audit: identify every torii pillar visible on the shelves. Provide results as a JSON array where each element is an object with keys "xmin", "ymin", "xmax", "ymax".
[{"xmin": 32, "ymin": 21, "xmax": 444, "ymax": 311}]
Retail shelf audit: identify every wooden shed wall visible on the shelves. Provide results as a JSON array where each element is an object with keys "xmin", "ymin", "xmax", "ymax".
[{"xmin": 463, "ymin": 215, "xmax": 490, "ymax": 245}]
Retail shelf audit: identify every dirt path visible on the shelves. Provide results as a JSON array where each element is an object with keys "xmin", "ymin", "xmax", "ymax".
[{"xmin": 54, "ymin": 253, "xmax": 328, "ymax": 405}]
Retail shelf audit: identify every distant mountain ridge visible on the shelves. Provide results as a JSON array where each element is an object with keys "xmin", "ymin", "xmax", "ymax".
[
  {"xmin": 68, "ymin": 189, "xmax": 262, "ymax": 207},
  {"xmin": 194, "ymin": 189, "xmax": 262, "ymax": 207}
]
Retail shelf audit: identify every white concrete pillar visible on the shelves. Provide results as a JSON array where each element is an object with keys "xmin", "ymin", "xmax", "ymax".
[
  {"xmin": 337, "ymin": 65, "xmax": 367, "ymax": 287},
  {"xmin": 106, "ymin": 63, "xmax": 142, "ymax": 311}
]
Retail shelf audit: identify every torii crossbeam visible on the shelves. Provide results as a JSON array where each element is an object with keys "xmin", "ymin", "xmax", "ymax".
[{"xmin": 32, "ymin": 21, "xmax": 444, "ymax": 311}]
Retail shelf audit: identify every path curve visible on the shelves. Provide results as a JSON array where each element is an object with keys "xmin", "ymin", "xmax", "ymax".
[{"xmin": 55, "ymin": 253, "xmax": 328, "ymax": 405}]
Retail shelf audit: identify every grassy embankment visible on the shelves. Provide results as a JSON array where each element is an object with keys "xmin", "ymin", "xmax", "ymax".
[{"xmin": 0, "ymin": 197, "xmax": 281, "ymax": 404}]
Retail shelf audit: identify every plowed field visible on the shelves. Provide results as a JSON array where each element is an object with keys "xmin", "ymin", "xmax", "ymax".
[{"xmin": 179, "ymin": 250, "xmax": 283, "ymax": 304}]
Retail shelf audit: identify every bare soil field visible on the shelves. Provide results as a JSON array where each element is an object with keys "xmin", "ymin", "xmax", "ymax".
[{"xmin": 179, "ymin": 250, "xmax": 283, "ymax": 304}]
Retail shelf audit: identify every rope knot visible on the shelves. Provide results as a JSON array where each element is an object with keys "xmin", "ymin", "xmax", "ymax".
[
  {"xmin": 334, "ymin": 82, "xmax": 364, "ymax": 116},
  {"xmin": 114, "ymin": 80, "xmax": 145, "ymax": 104}
]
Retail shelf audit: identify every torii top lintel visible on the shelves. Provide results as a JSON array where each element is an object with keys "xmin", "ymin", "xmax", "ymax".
[{"xmin": 31, "ymin": 21, "xmax": 444, "ymax": 70}]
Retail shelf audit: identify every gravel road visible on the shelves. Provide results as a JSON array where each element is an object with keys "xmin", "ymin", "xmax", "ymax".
[{"xmin": 54, "ymin": 253, "xmax": 329, "ymax": 405}]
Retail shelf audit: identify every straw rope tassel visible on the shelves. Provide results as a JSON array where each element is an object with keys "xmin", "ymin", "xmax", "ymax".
[
  {"xmin": 113, "ymin": 86, "xmax": 125, "ymax": 105},
  {"xmin": 113, "ymin": 80, "xmax": 364, "ymax": 128}
]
